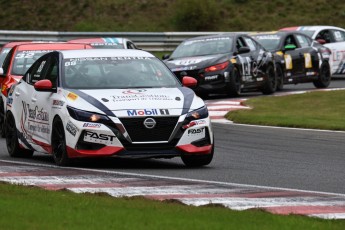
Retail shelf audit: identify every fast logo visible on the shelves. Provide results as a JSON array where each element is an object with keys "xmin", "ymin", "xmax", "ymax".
[
  {"xmin": 127, "ymin": 109, "xmax": 170, "ymax": 116},
  {"xmin": 187, "ymin": 128, "xmax": 205, "ymax": 134},
  {"xmin": 84, "ymin": 131, "xmax": 116, "ymax": 145}
]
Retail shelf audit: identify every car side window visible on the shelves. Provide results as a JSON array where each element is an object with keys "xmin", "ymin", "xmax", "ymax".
[
  {"xmin": 331, "ymin": 30, "xmax": 345, "ymax": 42},
  {"xmin": 243, "ymin": 37, "xmax": 256, "ymax": 51},
  {"xmin": 127, "ymin": 41, "xmax": 137, "ymax": 49},
  {"xmin": 43, "ymin": 57, "xmax": 59, "ymax": 88},
  {"xmin": 284, "ymin": 35, "xmax": 298, "ymax": 47},
  {"xmin": 28, "ymin": 58, "xmax": 48, "ymax": 85},
  {"xmin": 2, "ymin": 47, "xmax": 15, "ymax": 74},
  {"xmin": 296, "ymin": 34, "xmax": 310, "ymax": 48},
  {"xmin": 236, "ymin": 37, "xmax": 246, "ymax": 50},
  {"xmin": 316, "ymin": 30, "xmax": 332, "ymax": 43}
]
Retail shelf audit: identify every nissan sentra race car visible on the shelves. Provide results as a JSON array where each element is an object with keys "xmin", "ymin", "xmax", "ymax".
[
  {"xmin": 5, "ymin": 49, "xmax": 214, "ymax": 167},
  {"xmin": 163, "ymin": 33, "xmax": 277, "ymax": 97},
  {"xmin": 250, "ymin": 31, "xmax": 332, "ymax": 89},
  {"xmin": 280, "ymin": 26, "xmax": 345, "ymax": 75}
]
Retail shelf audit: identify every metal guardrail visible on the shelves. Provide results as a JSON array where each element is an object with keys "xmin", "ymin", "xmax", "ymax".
[{"xmin": 0, "ymin": 30, "xmax": 224, "ymax": 52}]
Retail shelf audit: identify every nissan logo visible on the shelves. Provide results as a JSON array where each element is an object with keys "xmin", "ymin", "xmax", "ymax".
[{"xmin": 143, "ymin": 118, "xmax": 156, "ymax": 129}]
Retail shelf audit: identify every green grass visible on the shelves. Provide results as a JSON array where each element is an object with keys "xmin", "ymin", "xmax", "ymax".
[
  {"xmin": 0, "ymin": 182, "xmax": 344, "ymax": 230},
  {"xmin": 226, "ymin": 90, "xmax": 345, "ymax": 130}
]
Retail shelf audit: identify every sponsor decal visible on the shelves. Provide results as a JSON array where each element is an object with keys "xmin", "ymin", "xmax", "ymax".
[
  {"xmin": 255, "ymin": 35, "xmax": 280, "ymax": 40},
  {"xmin": 112, "ymin": 94, "xmax": 173, "ymax": 102},
  {"xmin": 6, "ymin": 97, "xmax": 13, "ymax": 106},
  {"xmin": 52, "ymin": 100, "xmax": 64, "ymax": 106},
  {"xmin": 187, "ymin": 127, "xmax": 205, "ymax": 134},
  {"xmin": 67, "ymin": 92, "xmax": 78, "ymax": 101},
  {"xmin": 66, "ymin": 121, "xmax": 78, "ymax": 136},
  {"xmin": 184, "ymin": 37, "xmax": 231, "ymax": 46},
  {"xmin": 284, "ymin": 54, "xmax": 293, "ymax": 70},
  {"xmin": 230, "ymin": 58, "xmax": 237, "ymax": 64},
  {"xmin": 205, "ymin": 75, "xmax": 218, "ymax": 81},
  {"xmin": 170, "ymin": 57, "xmax": 214, "ymax": 66},
  {"xmin": 122, "ymin": 89, "xmax": 147, "ymax": 94},
  {"xmin": 171, "ymin": 66, "xmax": 197, "ymax": 72},
  {"xmin": 127, "ymin": 109, "xmax": 170, "ymax": 116},
  {"xmin": 24, "ymin": 104, "xmax": 49, "ymax": 122},
  {"xmin": 1, "ymin": 85, "xmax": 6, "ymax": 92},
  {"xmin": 304, "ymin": 53, "xmax": 312, "ymax": 68},
  {"xmin": 182, "ymin": 120, "xmax": 207, "ymax": 129},
  {"xmin": 306, "ymin": 71, "xmax": 315, "ymax": 76},
  {"xmin": 28, "ymin": 123, "xmax": 50, "ymax": 134},
  {"xmin": 83, "ymin": 123, "xmax": 102, "ymax": 128},
  {"xmin": 84, "ymin": 131, "xmax": 116, "ymax": 145}
]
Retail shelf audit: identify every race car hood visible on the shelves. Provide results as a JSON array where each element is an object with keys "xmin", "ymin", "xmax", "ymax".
[
  {"xmin": 64, "ymin": 87, "xmax": 204, "ymax": 117},
  {"xmin": 164, "ymin": 54, "xmax": 230, "ymax": 72}
]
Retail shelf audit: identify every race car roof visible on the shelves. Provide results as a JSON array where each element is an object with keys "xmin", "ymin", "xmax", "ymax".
[
  {"xmin": 68, "ymin": 37, "xmax": 125, "ymax": 44},
  {"xmin": 60, "ymin": 48, "xmax": 154, "ymax": 59},
  {"xmin": 280, "ymin": 25, "xmax": 345, "ymax": 32},
  {"xmin": 14, "ymin": 42, "xmax": 91, "ymax": 51}
]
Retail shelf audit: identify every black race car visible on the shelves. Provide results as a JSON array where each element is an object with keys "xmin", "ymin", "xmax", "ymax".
[
  {"xmin": 250, "ymin": 31, "xmax": 332, "ymax": 90},
  {"xmin": 162, "ymin": 33, "xmax": 277, "ymax": 97}
]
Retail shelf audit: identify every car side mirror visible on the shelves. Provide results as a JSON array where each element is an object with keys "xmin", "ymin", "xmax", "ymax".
[
  {"xmin": 283, "ymin": 44, "xmax": 297, "ymax": 51},
  {"xmin": 182, "ymin": 76, "xmax": 197, "ymax": 88},
  {"xmin": 316, "ymin": 38, "xmax": 326, "ymax": 45},
  {"xmin": 236, "ymin": 46, "xmax": 251, "ymax": 55},
  {"xmin": 162, "ymin": 54, "xmax": 170, "ymax": 60},
  {"xmin": 34, "ymin": 79, "xmax": 54, "ymax": 92}
]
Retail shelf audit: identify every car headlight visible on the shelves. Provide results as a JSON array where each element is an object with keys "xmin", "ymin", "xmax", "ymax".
[
  {"xmin": 185, "ymin": 106, "xmax": 209, "ymax": 121},
  {"xmin": 67, "ymin": 106, "xmax": 110, "ymax": 123}
]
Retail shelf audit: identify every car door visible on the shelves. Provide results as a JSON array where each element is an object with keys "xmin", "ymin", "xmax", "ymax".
[
  {"xmin": 295, "ymin": 34, "xmax": 320, "ymax": 74},
  {"xmin": 30, "ymin": 53, "xmax": 60, "ymax": 144},
  {"xmin": 12, "ymin": 54, "xmax": 50, "ymax": 143},
  {"xmin": 283, "ymin": 34, "xmax": 304, "ymax": 76},
  {"xmin": 329, "ymin": 29, "xmax": 345, "ymax": 74},
  {"xmin": 235, "ymin": 36, "xmax": 254, "ymax": 82}
]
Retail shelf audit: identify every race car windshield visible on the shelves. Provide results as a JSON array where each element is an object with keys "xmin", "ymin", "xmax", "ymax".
[
  {"xmin": 252, "ymin": 34, "xmax": 282, "ymax": 51},
  {"xmin": 170, "ymin": 37, "xmax": 233, "ymax": 58},
  {"xmin": 11, "ymin": 50, "xmax": 52, "ymax": 75},
  {"xmin": 62, "ymin": 57, "xmax": 181, "ymax": 89},
  {"xmin": 0, "ymin": 48, "xmax": 11, "ymax": 67}
]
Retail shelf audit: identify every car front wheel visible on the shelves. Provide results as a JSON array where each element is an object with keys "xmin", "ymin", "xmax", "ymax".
[
  {"xmin": 181, "ymin": 144, "xmax": 214, "ymax": 167},
  {"xmin": 51, "ymin": 117, "xmax": 71, "ymax": 166}
]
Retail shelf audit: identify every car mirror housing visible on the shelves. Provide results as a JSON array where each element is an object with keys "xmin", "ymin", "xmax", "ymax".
[
  {"xmin": 182, "ymin": 76, "xmax": 197, "ymax": 88},
  {"xmin": 34, "ymin": 79, "xmax": 54, "ymax": 92},
  {"xmin": 237, "ymin": 46, "xmax": 251, "ymax": 55}
]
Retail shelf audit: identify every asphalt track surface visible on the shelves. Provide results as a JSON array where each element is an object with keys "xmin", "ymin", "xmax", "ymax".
[{"xmin": 0, "ymin": 79, "xmax": 345, "ymax": 194}]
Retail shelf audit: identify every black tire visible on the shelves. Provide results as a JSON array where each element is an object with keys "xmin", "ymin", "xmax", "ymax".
[
  {"xmin": 261, "ymin": 64, "xmax": 276, "ymax": 95},
  {"xmin": 313, "ymin": 62, "xmax": 331, "ymax": 88},
  {"xmin": 5, "ymin": 112, "xmax": 34, "ymax": 158},
  {"xmin": 51, "ymin": 117, "xmax": 71, "ymax": 166},
  {"xmin": 276, "ymin": 64, "xmax": 284, "ymax": 91},
  {"xmin": 0, "ymin": 98, "xmax": 6, "ymax": 138},
  {"xmin": 227, "ymin": 67, "xmax": 241, "ymax": 97},
  {"xmin": 181, "ymin": 144, "xmax": 214, "ymax": 167}
]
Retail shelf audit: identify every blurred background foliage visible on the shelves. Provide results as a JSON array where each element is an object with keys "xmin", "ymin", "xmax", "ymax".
[{"xmin": 0, "ymin": 0, "xmax": 344, "ymax": 31}]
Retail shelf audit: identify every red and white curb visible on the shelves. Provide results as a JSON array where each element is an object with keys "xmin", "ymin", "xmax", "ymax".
[
  {"xmin": 1, "ymin": 160, "xmax": 345, "ymax": 219},
  {"xmin": 205, "ymin": 99, "xmax": 249, "ymax": 123}
]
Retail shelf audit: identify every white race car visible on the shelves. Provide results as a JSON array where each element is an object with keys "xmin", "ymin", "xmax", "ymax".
[
  {"xmin": 280, "ymin": 26, "xmax": 345, "ymax": 75},
  {"xmin": 5, "ymin": 49, "xmax": 214, "ymax": 167}
]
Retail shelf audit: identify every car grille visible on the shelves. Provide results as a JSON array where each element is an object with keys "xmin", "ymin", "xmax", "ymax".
[{"xmin": 119, "ymin": 117, "xmax": 179, "ymax": 142}]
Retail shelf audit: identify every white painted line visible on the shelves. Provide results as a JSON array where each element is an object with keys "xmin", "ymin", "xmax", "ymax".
[
  {"xmin": 1, "ymin": 159, "xmax": 344, "ymax": 197},
  {"xmin": 308, "ymin": 213, "xmax": 345, "ymax": 219},
  {"xmin": 209, "ymin": 111, "xmax": 228, "ymax": 116},
  {"xmin": 229, "ymin": 123, "xmax": 345, "ymax": 134}
]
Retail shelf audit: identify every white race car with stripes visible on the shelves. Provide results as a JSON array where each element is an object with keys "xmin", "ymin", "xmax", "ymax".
[
  {"xmin": 5, "ymin": 49, "xmax": 214, "ymax": 167},
  {"xmin": 280, "ymin": 26, "xmax": 345, "ymax": 75}
]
